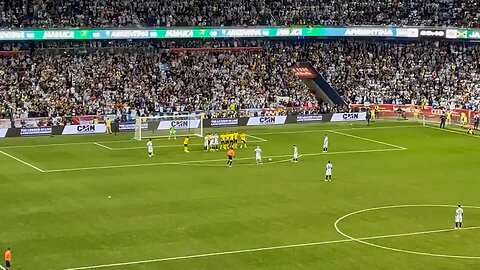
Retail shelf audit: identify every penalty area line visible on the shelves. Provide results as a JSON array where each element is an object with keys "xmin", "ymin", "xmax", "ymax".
[
  {"xmin": 42, "ymin": 148, "xmax": 404, "ymax": 173},
  {"xmin": 328, "ymin": 130, "xmax": 407, "ymax": 150},
  {"xmin": 0, "ymin": 150, "xmax": 45, "ymax": 172},
  {"xmin": 59, "ymin": 226, "xmax": 479, "ymax": 270},
  {"xmin": 93, "ymin": 142, "xmax": 113, "ymax": 150},
  {"xmin": 247, "ymin": 134, "xmax": 268, "ymax": 142}
]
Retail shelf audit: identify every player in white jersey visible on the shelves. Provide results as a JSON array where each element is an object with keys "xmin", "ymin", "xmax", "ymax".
[
  {"xmin": 211, "ymin": 133, "xmax": 219, "ymax": 151},
  {"xmin": 323, "ymin": 134, "xmax": 329, "ymax": 152},
  {"xmin": 254, "ymin": 146, "xmax": 263, "ymax": 165},
  {"xmin": 455, "ymin": 205, "xmax": 463, "ymax": 229},
  {"xmin": 208, "ymin": 134, "xmax": 214, "ymax": 151},
  {"xmin": 204, "ymin": 134, "xmax": 209, "ymax": 151},
  {"xmin": 325, "ymin": 161, "xmax": 332, "ymax": 181},
  {"xmin": 292, "ymin": 144, "xmax": 299, "ymax": 162},
  {"xmin": 147, "ymin": 139, "xmax": 154, "ymax": 157}
]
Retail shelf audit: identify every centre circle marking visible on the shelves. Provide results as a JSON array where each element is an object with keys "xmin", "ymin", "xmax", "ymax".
[{"xmin": 334, "ymin": 204, "xmax": 480, "ymax": 259}]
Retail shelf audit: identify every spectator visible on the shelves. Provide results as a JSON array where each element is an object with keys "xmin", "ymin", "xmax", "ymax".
[
  {"xmin": 0, "ymin": 0, "xmax": 477, "ymax": 28},
  {"xmin": 1, "ymin": 39, "xmax": 479, "ymax": 121}
]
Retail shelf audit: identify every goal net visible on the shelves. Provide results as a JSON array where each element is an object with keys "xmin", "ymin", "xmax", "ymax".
[{"xmin": 133, "ymin": 114, "xmax": 203, "ymax": 140}]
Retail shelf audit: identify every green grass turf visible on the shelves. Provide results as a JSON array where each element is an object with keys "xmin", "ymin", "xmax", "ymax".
[{"xmin": 1, "ymin": 120, "xmax": 480, "ymax": 270}]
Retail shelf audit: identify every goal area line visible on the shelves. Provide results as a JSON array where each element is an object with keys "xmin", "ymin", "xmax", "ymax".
[{"xmin": 92, "ymin": 135, "xmax": 268, "ymax": 151}]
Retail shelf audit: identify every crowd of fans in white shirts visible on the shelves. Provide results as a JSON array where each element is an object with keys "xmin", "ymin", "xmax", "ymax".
[
  {"xmin": 0, "ymin": 39, "xmax": 479, "ymax": 122},
  {"xmin": 0, "ymin": 0, "xmax": 478, "ymax": 28}
]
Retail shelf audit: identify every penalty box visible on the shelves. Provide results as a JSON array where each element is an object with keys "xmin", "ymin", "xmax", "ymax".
[{"xmin": 0, "ymin": 129, "xmax": 407, "ymax": 173}]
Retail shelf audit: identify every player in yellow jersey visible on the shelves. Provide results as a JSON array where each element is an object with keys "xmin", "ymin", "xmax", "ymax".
[
  {"xmin": 461, "ymin": 112, "xmax": 468, "ymax": 127},
  {"xmin": 220, "ymin": 133, "xmax": 225, "ymax": 150},
  {"xmin": 446, "ymin": 110, "xmax": 452, "ymax": 125},
  {"xmin": 228, "ymin": 131, "xmax": 233, "ymax": 148},
  {"xmin": 233, "ymin": 131, "xmax": 239, "ymax": 148},
  {"xmin": 413, "ymin": 107, "xmax": 420, "ymax": 121},
  {"xmin": 225, "ymin": 132, "xmax": 231, "ymax": 150},
  {"xmin": 240, "ymin": 132, "xmax": 247, "ymax": 148},
  {"xmin": 183, "ymin": 136, "xmax": 190, "ymax": 153},
  {"xmin": 105, "ymin": 118, "xmax": 112, "ymax": 134}
]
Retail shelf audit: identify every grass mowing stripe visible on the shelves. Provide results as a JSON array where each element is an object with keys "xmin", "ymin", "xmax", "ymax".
[
  {"xmin": 59, "ymin": 226, "xmax": 479, "ymax": 270},
  {"xmin": 0, "ymin": 150, "xmax": 45, "ymax": 172},
  {"xmin": 42, "ymin": 148, "xmax": 404, "ymax": 173},
  {"xmin": 328, "ymin": 130, "xmax": 407, "ymax": 150}
]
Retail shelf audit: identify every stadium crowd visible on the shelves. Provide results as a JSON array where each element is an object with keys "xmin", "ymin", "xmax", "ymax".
[
  {"xmin": 0, "ymin": 39, "xmax": 479, "ymax": 120},
  {"xmin": 0, "ymin": 0, "xmax": 478, "ymax": 28}
]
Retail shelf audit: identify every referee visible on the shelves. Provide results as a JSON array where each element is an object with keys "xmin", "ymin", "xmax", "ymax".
[
  {"xmin": 227, "ymin": 148, "xmax": 235, "ymax": 167},
  {"xmin": 5, "ymin": 247, "xmax": 11, "ymax": 270}
]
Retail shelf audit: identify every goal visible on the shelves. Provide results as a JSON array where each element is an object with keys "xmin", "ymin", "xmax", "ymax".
[{"xmin": 133, "ymin": 114, "xmax": 203, "ymax": 140}]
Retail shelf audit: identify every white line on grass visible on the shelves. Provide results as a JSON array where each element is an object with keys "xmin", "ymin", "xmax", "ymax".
[
  {"xmin": 0, "ymin": 125, "xmax": 419, "ymax": 149},
  {"xmin": 107, "ymin": 140, "xmax": 266, "ymax": 151},
  {"xmin": 335, "ymin": 204, "xmax": 480, "ymax": 259},
  {"xmin": 0, "ymin": 139, "xmax": 265, "ymax": 151},
  {"xmin": 0, "ymin": 139, "xmax": 137, "ymax": 149},
  {"xmin": 0, "ymin": 150, "xmax": 45, "ymax": 172},
  {"xmin": 0, "ymin": 264, "xmax": 5, "ymax": 270},
  {"xmin": 60, "ymin": 226, "xmax": 479, "ymax": 270},
  {"xmin": 247, "ymin": 134, "xmax": 268, "ymax": 142},
  {"xmin": 42, "ymin": 148, "xmax": 404, "ymax": 173},
  {"xmin": 424, "ymin": 125, "xmax": 480, "ymax": 139},
  {"xmin": 93, "ymin": 142, "xmax": 113, "ymax": 150},
  {"xmin": 249, "ymin": 125, "xmax": 419, "ymax": 136},
  {"xmin": 110, "ymin": 143, "xmax": 203, "ymax": 151},
  {"xmin": 329, "ymin": 130, "xmax": 407, "ymax": 150}
]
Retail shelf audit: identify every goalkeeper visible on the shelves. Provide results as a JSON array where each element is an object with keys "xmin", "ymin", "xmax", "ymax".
[{"xmin": 169, "ymin": 125, "xmax": 177, "ymax": 140}]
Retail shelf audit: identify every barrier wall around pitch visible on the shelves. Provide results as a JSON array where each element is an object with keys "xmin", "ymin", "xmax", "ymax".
[{"xmin": 0, "ymin": 113, "xmax": 370, "ymax": 138}]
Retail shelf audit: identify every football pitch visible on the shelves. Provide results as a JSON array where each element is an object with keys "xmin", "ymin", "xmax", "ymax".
[{"xmin": 1, "ymin": 121, "xmax": 480, "ymax": 270}]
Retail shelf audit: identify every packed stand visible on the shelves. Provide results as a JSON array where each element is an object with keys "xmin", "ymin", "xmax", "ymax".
[
  {"xmin": 1, "ymin": 39, "xmax": 480, "ymax": 121},
  {"xmin": 302, "ymin": 40, "xmax": 480, "ymax": 111},
  {"xmin": 0, "ymin": 40, "xmax": 318, "ymax": 119},
  {"xmin": 0, "ymin": 0, "xmax": 478, "ymax": 28}
]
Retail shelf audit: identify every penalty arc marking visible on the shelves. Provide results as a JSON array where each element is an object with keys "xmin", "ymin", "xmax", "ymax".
[
  {"xmin": 334, "ymin": 204, "xmax": 480, "ymax": 259},
  {"xmin": 60, "ymin": 225, "xmax": 480, "ymax": 270}
]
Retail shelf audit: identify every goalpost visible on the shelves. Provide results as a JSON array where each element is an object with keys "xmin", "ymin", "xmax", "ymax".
[{"xmin": 133, "ymin": 114, "xmax": 203, "ymax": 140}]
